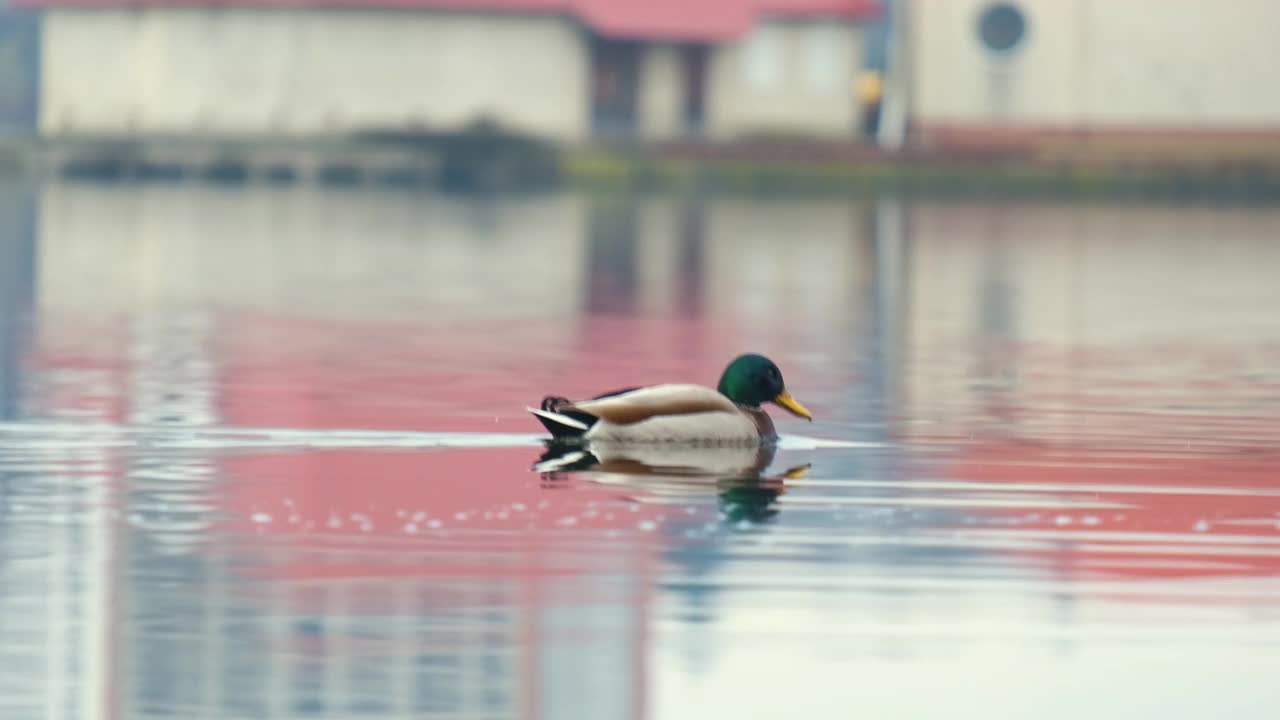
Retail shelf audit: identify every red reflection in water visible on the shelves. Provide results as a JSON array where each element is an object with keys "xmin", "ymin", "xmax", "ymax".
[
  {"xmin": 946, "ymin": 442, "xmax": 1280, "ymax": 581},
  {"xmin": 210, "ymin": 311, "xmax": 837, "ymax": 432},
  {"xmin": 209, "ymin": 310, "xmax": 715, "ymax": 591},
  {"xmin": 220, "ymin": 446, "xmax": 689, "ymax": 582},
  {"xmin": 217, "ymin": 444, "xmax": 663, "ymax": 720},
  {"xmin": 28, "ymin": 318, "xmax": 133, "ymax": 424}
]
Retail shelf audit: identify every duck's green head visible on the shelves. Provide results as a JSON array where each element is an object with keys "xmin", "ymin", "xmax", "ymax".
[{"xmin": 716, "ymin": 353, "xmax": 813, "ymax": 421}]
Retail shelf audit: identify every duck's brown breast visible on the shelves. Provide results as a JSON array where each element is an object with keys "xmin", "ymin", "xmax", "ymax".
[{"xmin": 744, "ymin": 406, "xmax": 777, "ymax": 441}]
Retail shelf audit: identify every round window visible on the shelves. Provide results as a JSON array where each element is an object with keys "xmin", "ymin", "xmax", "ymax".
[{"xmin": 977, "ymin": 3, "xmax": 1028, "ymax": 54}]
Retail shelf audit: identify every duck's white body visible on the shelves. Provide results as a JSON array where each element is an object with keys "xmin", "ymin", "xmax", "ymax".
[
  {"xmin": 586, "ymin": 409, "xmax": 761, "ymax": 443},
  {"xmin": 528, "ymin": 383, "xmax": 776, "ymax": 444}
]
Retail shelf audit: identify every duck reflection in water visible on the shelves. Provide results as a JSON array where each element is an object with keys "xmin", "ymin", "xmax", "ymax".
[{"xmin": 533, "ymin": 440, "xmax": 810, "ymax": 525}]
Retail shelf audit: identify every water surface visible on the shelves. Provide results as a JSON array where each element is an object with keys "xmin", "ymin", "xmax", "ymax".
[{"xmin": 1, "ymin": 184, "xmax": 1279, "ymax": 719}]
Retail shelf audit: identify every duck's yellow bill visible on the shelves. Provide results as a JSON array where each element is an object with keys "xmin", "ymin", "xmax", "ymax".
[
  {"xmin": 782, "ymin": 463, "xmax": 812, "ymax": 480},
  {"xmin": 772, "ymin": 390, "xmax": 813, "ymax": 421}
]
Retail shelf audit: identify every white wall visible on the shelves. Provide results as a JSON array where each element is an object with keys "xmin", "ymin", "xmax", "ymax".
[
  {"xmin": 41, "ymin": 10, "xmax": 873, "ymax": 143},
  {"xmin": 707, "ymin": 20, "xmax": 862, "ymax": 140},
  {"xmin": 41, "ymin": 8, "xmax": 590, "ymax": 141},
  {"xmin": 638, "ymin": 44, "xmax": 683, "ymax": 140},
  {"xmin": 911, "ymin": 0, "xmax": 1280, "ymax": 131}
]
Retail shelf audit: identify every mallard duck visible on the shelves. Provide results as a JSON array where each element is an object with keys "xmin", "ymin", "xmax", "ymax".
[{"xmin": 527, "ymin": 353, "xmax": 812, "ymax": 443}]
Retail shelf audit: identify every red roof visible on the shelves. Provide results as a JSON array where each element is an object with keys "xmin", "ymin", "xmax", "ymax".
[{"xmin": 17, "ymin": 0, "xmax": 880, "ymax": 41}]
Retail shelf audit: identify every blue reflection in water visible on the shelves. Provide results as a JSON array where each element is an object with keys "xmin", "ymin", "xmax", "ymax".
[{"xmin": 0, "ymin": 185, "xmax": 35, "ymax": 421}]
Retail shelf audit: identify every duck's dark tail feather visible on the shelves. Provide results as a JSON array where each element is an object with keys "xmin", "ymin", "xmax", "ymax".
[
  {"xmin": 533, "ymin": 445, "xmax": 600, "ymax": 473},
  {"xmin": 528, "ymin": 395, "xmax": 597, "ymax": 439}
]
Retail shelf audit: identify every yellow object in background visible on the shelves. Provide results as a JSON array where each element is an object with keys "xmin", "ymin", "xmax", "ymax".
[{"xmin": 857, "ymin": 70, "xmax": 883, "ymax": 105}]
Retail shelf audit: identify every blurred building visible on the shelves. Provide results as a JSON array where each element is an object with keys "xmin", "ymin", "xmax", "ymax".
[
  {"xmin": 0, "ymin": 8, "xmax": 39, "ymax": 132},
  {"xmin": 908, "ymin": 0, "xmax": 1280, "ymax": 146},
  {"xmin": 28, "ymin": 0, "xmax": 879, "ymax": 142}
]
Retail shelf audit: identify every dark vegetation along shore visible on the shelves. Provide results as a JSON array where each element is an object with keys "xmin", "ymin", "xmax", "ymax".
[{"xmin": 5, "ymin": 127, "xmax": 1280, "ymax": 200}]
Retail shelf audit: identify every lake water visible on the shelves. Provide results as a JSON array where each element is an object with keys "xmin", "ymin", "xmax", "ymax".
[{"xmin": 1, "ymin": 182, "xmax": 1279, "ymax": 719}]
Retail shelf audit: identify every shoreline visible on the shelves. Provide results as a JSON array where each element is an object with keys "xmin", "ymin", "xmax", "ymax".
[{"xmin": 3, "ymin": 132, "xmax": 1278, "ymax": 200}]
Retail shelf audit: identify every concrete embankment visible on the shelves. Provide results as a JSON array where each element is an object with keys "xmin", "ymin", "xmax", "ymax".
[{"xmin": 6, "ymin": 130, "xmax": 1279, "ymax": 199}]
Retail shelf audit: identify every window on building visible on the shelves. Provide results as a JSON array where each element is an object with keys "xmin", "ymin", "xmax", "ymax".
[
  {"xmin": 977, "ymin": 2, "xmax": 1028, "ymax": 54},
  {"xmin": 743, "ymin": 24, "xmax": 782, "ymax": 90},
  {"xmin": 804, "ymin": 25, "xmax": 840, "ymax": 93}
]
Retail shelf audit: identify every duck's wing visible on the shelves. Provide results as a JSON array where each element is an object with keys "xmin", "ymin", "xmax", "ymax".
[{"xmin": 566, "ymin": 384, "xmax": 739, "ymax": 426}]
